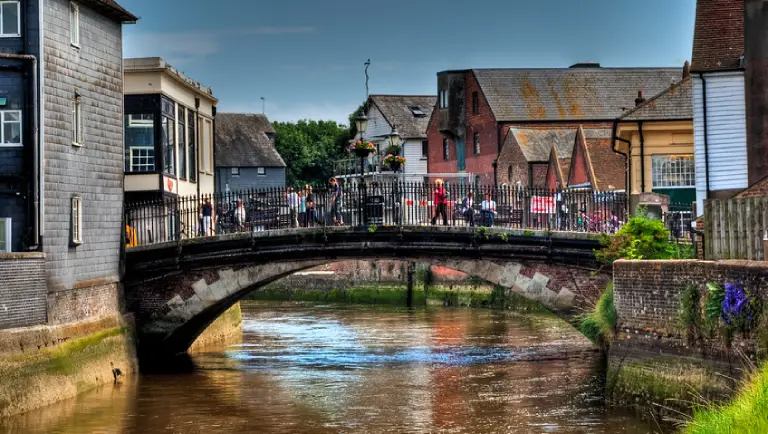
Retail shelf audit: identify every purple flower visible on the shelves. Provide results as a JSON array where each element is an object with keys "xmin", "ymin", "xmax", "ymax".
[{"xmin": 722, "ymin": 282, "xmax": 751, "ymax": 326}]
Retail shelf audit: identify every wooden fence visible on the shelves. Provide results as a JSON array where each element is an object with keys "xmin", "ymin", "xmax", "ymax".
[{"xmin": 704, "ymin": 197, "xmax": 768, "ymax": 261}]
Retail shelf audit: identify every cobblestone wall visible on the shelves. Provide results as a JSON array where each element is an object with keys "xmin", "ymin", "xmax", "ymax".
[{"xmin": 0, "ymin": 253, "xmax": 47, "ymax": 329}]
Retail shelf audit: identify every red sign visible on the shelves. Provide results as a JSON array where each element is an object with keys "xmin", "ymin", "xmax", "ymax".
[
  {"xmin": 164, "ymin": 176, "xmax": 175, "ymax": 193},
  {"xmin": 530, "ymin": 196, "xmax": 555, "ymax": 214}
]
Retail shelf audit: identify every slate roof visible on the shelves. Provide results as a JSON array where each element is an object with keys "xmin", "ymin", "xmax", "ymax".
[
  {"xmin": 691, "ymin": 0, "xmax": 744, "ymax": 72},
  {"xmin": 369, "ymin": 95, "xmax": 436, "ymax": 139},
  {"xmin": 215, "ymin": 113, "xmax": 285, "ymax": 168},
  {"xmin": 507, "ymin": 127, "xmax": 612, "ymax": 162},
  {"xmin": 81, "ymin": 0, "xmax": 137, "ymax": 22},
  {"xmin": 618, "ymin": 78, "xmax": 693, "ymax": 121},
  {"xmin": 471, "ymin": 68, "xmax": 681, "ymax": 122}
]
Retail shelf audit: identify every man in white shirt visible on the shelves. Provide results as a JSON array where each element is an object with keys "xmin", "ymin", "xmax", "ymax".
[
  {"xmin": 286, "ymin": 187, "xmax": 299, "ymax": 228},
  {"xmin": 234, "ymin": 199, "xmax": 246, "ymax": 232},
  {"xmin": 481, "ymin": 193, "xmax": 496, "ymax": 227}
]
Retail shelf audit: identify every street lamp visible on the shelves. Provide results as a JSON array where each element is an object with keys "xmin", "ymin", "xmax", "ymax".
[
  {"xmin": 355, "ymin": 111, "xmax": 368, "ymax": 138},
  {"xmin": 388, "ymin": 124, "xmax": 403, "ymax": 225},
  {"xmin": 388, "ymin": 124, "xmax": 401, "ymax": 151}
]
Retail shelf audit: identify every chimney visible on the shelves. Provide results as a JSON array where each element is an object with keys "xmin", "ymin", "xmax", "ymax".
[
  {"xmin": 745, "ymin": 0, "xmax": 768, "ymax": 186},
  {"xmin": 635, "ymin": 91, "xmax": 646, "ymax": 107},
  {"xmin": 682, "ymin": 61, "xmax": 691, "ymax": 79}
]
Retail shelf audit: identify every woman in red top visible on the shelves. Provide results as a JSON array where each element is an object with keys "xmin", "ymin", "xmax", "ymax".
[{"xmin": 431, "ymin": 179, "xmax": 449, "ymax": 226}]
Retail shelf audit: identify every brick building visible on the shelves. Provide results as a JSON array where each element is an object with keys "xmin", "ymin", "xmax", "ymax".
[
  {"xmin": 426, "ymin": 65, "xmax": 680, "ymax": 187},
  {"xmin": 0, "ymin": 0, "xmax": 136, "ymax": 328}
]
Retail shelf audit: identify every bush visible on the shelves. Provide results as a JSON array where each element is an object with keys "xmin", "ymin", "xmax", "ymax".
[
  {"xmin": 596, "ymin": 215, "xmax": 692, "ymax": 264},
  {"xmin": 579, "ymin": 282, "xmax": 616, "ymax": 346}
]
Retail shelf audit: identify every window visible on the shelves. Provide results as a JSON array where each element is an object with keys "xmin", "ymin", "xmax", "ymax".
[
  {"xmin": 72, "ymin": 95, "xmax": 82, "ymax": 145},
  {"xmin": 439, "ymin": 90, "xmax": 448, "ymax": 109},
  {"xmin": 201, "ymin": 118, "xmax": 212, "ymax": 173},
  {"xmin": 472, "ymin": 92, "xmax": 479, "ymax": 115},
  {"xmin": 188, "ymin": 110, "xmax": 196, "ymax": 182},
  {"xmin": 0, "ymin": 110, "xmax": 21, "ymax": 146},
  {"xmin": 0, "ymin": 217, "xmax": 10, "ymax": 252},
  {"xmin": 231, "ymin": 167, "xmax": 240, "ymax": 176},
  {"xmin": 652, "ymin": 155, "xmax": 696, "ymax": 188},
  {"xmin": 409, "ymin": 106, "xmax": 425, "ymax": 117},
  {"xmin": 161, "ymin": 97, "xmax": 175, "ymax": 176},
  {"xmin": 124, "ymin": 114, "xmax": 154, "ymax": 172},
  {"xmin": 178, "ymin": 106, "xmax": 186, "ymax": 179},
  {"xmin": 257, "ymin": 167, "xmax": 266, "ymax": 176},
  {"xmin": 421, "ymin": 140, "xmax": 428, "ymax": 159},
  {"xmin": 71, "ymin": 196, "xmax": 82, "ymax": 245},
  {"xmin": 473, "ymin": 132, "xmax": 480, "ymax": 155},
  {"xmin": 0, "ymin": 1, "xmax": 20, "ymax": 37},
  {"xmin": 69, "ymin": 2, "xmax": 79, "ymax": 47},
  {"xmin": 443, "ymin": 138, "xmax": 449, "ymax": 160}
]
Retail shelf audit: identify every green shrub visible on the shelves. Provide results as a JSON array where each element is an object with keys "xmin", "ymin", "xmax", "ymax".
[
  {"xmin": 579, "ymin": 282, "xmax": 616, "ymax": 346},
  {"xmin": 679, "ymin": 284, "xmax": 703, "ymax": 344},
  {"xmin": 596, "ymin": 215, "xmax": 690, "ymax": 264}
]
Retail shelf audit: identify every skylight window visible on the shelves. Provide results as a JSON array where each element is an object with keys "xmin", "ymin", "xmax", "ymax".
[{"xmin": 409, "ymin": 106, "xmax": 426, "ymax": 117}]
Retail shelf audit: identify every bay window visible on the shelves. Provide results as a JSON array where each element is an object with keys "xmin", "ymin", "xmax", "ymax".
[
  {"xmin": 651, "ymin": 155, "xmax": 695, "ymax": 188},
  {"xmin": 124, "ymin": 113, "xmax": 154, "ymax": 172}
]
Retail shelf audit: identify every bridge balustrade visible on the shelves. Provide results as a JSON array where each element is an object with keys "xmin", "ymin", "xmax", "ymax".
[{"xmin": 123, "ymin": 182, "xmax": 628, "ymax": 247}]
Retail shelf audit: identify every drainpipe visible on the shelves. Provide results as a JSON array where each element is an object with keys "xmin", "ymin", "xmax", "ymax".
[
  {"xmin": 0, "ymin": 53, "xmax": 39, "ymax": 249},
  {"xmin": 495, "ymin": 124, "xmax": 503, "ymax": 184},
  {"xmin": 610, "ymin": 119, "xmax": 632, "ymax": 199},
  {"xmin": 698, "ymin": 73, "xmax": 711, "ymax": 196},
  {"xmin": 638, "ymin": 121, "xmax": 645, "ymax": 193},
  {"xmin": 38, "ymin": 1, "xmax": 44, "ymax": 250},
  {"xmin": 212, "ymin": 105, "xmax": 217, "ymax": 195}
]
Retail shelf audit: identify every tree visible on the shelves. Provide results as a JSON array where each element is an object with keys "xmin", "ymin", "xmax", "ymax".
[{"xmin": 272, "ymin": 119, "xmax": 349, "ymax": 186}]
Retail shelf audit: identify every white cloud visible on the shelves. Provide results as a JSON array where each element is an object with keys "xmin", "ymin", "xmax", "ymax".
[{"xmin": 124, "ymin": 26, "xmax": 314, "ymax": 67}]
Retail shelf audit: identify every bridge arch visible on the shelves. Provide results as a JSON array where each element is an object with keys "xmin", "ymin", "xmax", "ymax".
[{"xmin": 123, "ymin": 226, "xmax": 608, "ymax": 366}]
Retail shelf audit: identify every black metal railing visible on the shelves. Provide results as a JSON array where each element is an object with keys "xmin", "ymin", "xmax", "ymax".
[
  {"xmin": 124, "ymin": 182, "xmax": 629, "ymax": 247},
  {"xmin": 663, "ymin": 202, "xmax": 695, "ymax": 242}
]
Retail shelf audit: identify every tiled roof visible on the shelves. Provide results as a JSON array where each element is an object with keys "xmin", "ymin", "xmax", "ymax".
[
  {"xmin": 369, "ymin": 95, "xmax": 436, "ymax": 139},
  {"xmin": 507, "ymin": 127, "xmax": 611, "ymax": 162},
  {"xmin": 472, "ymin": 68, "xmax": 681, "ymax": 122},
  {"xmin": 215, "ymin": 113, "xmax": 285, "ymax": 168},
  {"xmin": 619, "ymin": 78, "xmax": 693, "ymax": 121},
  {"xmin": 691, "ymin": 0, "xmax": 744, "ymax": 72},
  {"xmin": 81, "ymin": 0, "xmax": 137, "ymax": 22}
]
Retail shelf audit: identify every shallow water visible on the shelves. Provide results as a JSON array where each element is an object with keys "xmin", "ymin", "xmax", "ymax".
[{"xmin": 1, "ymin": 304, "xmax": 670, "ymax": 434}]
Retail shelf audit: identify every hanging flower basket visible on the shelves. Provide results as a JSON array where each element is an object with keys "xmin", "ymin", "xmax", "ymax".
[
  {"xmin": 383, "ymin": 154, "xmax": 406, "ymax": 172},
  {"xmin": 350, "ymin": 140, "xmax": 376, "ymax": 158}
]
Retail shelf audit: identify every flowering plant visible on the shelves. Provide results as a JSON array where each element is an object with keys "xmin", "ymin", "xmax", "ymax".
[
  {"xmin": 721, "ymin": 282, "xmax": 756, "ymax": 331},
  {"xmin": 383, "ymin": 154, "xmax": 406, "ymax": 166},
  {"xmin": 349, "ymin": 140, "xmax": 377, "ymax": 152}
]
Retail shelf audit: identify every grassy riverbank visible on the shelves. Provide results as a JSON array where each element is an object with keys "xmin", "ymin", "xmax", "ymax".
[
  {"xmin": 245, "ymin": 284, "xmax": 550, "ymax": 312},
  {"xmin": 681, "ymin": 362, "xmax": 768, "ymax": 434}
]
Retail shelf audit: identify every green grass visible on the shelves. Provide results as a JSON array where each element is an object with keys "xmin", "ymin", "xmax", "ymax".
[
  {"xmin": 579, "ymin": 282, "xmax": 616, "ymax": 346},
  {"xmin": 681, "ymin": 362, "xmax": 768, "ymax": 434}
]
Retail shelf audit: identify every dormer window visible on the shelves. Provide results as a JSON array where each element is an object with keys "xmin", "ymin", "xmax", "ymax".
[{"xmin": 409, "ymin": 106, "xmax": 425, "ymax": 117}]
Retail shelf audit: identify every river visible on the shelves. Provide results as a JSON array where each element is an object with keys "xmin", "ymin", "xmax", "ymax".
[{"xmin": 1, "ymin": 303, "xmax": 670, "ymax": 434}]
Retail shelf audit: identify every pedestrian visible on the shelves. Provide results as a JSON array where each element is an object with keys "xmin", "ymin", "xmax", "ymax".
[
  {"xmin": 461, "ymin": 192, "xmax": 475, "ymax": 227},
  {"xmin": 481, "ymin": 192, "xmax": 496, "ymax": 227},
  {"xmin": 431, "ymin": 179, "xmax": 448, "ymax": 226},
  {"xmin": 234, "ymin": 198, "xmax": 246, "ymax": 232},
  {"xmin": 330, "ymin": 177, "xmax": 344, "ymax": 226},
  {"xmin": 298, "ymin": 190, "xmax": 307, "ymax": 227},
  {"xmin": 200, "ymin": 197, "xmax": 213, "ymax": 236},
  {"xmin": 286, "ymin": 187, "xmax": 299, "ymax": 228}
]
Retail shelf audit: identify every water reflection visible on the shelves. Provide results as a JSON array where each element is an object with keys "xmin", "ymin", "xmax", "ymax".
[{"xmin": 1, "ymin": 304, "xmax": 668, "ymax": 434}]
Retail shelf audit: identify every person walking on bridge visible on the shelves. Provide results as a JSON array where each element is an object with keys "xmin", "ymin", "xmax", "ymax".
[
  {"xmin": 286, "ymin": 187, "xmax": 300, "ymax": 228},
  {"xmin": 431, "ymin": 179, "xmax": 448, "ymax": 226},
  {"xmin": 461, "ymin": 192, "xmax": 475, "ymax": 227},
  {"xmin": 330, "ymin": 177, "xmax": 344, "ymax": 226}
]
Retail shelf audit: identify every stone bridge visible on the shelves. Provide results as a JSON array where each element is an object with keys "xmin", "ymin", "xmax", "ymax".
[{"xmin": 123, "ymin": 226, "xmax": 610, "ymax": 366}]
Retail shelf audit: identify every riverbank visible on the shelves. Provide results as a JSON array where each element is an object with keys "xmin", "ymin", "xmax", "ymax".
[
  {"xmin": 189, "ymin": 303, "xmax": 243, "ymax": 353},
  {"xmin": 0, "ymin": 313, "xmax": 137, "ymax": 418}
]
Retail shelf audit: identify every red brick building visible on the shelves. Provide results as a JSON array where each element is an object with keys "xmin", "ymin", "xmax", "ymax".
[{"xmin": 426, "ymin": 65, "xmax": 681, "ymax": 187}]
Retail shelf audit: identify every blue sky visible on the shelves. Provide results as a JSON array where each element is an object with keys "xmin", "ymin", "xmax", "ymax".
[{"xmin": 120, "ymin": 0, "xmax": 696, "ymax": 125}]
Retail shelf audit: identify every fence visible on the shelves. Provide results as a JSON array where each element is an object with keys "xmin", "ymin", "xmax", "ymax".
[
  {"xmin": 662, "ymin": 202, "xmax": 695, "ymax": 242},
  {"xmin": 124, "ymin": 182, "xmax": 628, "ymax": 247},
  {"xmin": 704, "ymin": 197, "xmax": 768, "ymax": 261}
]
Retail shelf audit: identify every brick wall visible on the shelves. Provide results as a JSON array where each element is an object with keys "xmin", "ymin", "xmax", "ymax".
[
  {"xmin": 42, "ymin": 0, "xmax": 124, "ymax": 295},
  {"xmin": 0, "ymin": 253, "xmax": 47, "ymax": 329},
  {"xmin": 614, "ymin": 259, "xmax": 768, "ymax": 335},
  {"xmin": 46, "ymin": 282, "xmax": 121, "ymax": 325},
  {"xmin": 734, "ymin": 175, "xmax": 768, "ymax": 198}
]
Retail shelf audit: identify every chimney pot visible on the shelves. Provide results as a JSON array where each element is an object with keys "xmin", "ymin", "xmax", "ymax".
[{"xmin": 635, "ymin": 91, "xmax": 646, "ymax": 107}]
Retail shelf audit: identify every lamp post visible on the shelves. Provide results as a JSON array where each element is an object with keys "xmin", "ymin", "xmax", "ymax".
[
  {"xmin": 388, "ymin": 125, "xmax": 402, "ymax": 224},
  {"xmin": 355, "ymin": 110, "xmax": 368, "ymax": 226}
]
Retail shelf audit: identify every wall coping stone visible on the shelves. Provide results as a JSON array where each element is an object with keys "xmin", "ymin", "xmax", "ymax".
[{"xmin": 0, "ymin": 252, "xmax": 45, "ymax": 260}]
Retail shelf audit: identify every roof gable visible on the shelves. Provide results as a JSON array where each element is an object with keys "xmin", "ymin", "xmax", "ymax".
[
  {"xmin": 567, "ymin": 127, "xmax": 594, "ymax": 187},
  {"xmin": 507, "ymin": 127, "xmax": 609, "ymax": 163},
  {"xmin": 215, "ymin": 113, "xmax": 285, "ymax": 168},
  {"xmin": 471, "ymin": 68, "xmax": 681, "ymax": 122},
  {"xmin": 618, "ymin": 77, "xmax": 693, "ymax": 121},
  {"xmin": 368, "ymin": 95, "xmax": 436, "ymax": 139},
  {"xmin": 545, "ymin": 147, "xmax": 569, "ymax": 190}
]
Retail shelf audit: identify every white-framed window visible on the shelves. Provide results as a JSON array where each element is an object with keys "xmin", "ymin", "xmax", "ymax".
[
  {"xmin": 0, "ymin": 110, "xmax": 21, "ymax": 146},
  {"xmin": 127, "ymin": 114, "xmax": 153, "ymax": 128},
  {"xmin": 0, "ymin": 1, "xmax": 20, "ymax": 37},
  {"xmin": 71, "ymin": 196, "xmax": 82, "ymax": 245},
  {"xmin": 72, "ymin": 95, "xmax": 83, "ymax": 146},
  {"xmin": 257, "ymin": 167, "xmax": 266, "ymax": 176},
  {"xmin": 651, "ymin": 154, "xmax": 696, "ymax": 188},
  {"xmin": 231, "ymin": 167, "xmax": 240, "ymax": 176},
  {"xmin": 473, "ymin": 132, "xmax": 480, "ymax": 155},
  {"xmin": 0, "ymin": 217, "xmax": 10, "ymax": 252},
  {"xmin": 69, "ymin": 2, "xmax": 79, "ymax": 47},
  {"xmin": 129, "ymin": 146, "xmax": 155, "ymax": 172},
  {"xmin": 439, "ymin": 90, "xmax": 448, "ymax": 109}
]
